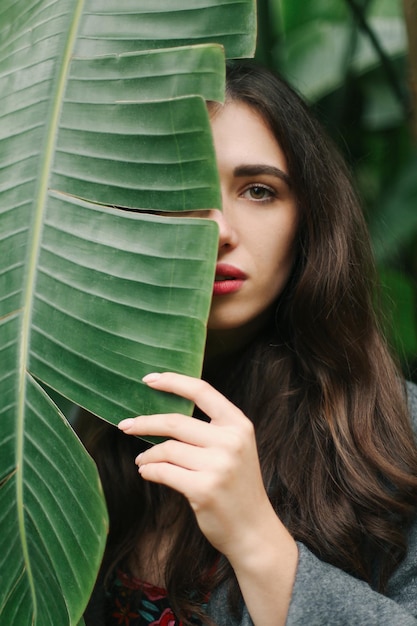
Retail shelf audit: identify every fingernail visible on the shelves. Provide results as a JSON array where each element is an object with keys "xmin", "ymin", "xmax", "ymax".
[
  {"xmin": 142, "ymin": 372, "xmax": 161, "ymax": 384},
  {"xmin": 118, "ymin": 418, "xmax": 134, "ymax": 430},
  {"xmin": 135, "ymin": 453, "xmax": 143, "ymax": 466}
]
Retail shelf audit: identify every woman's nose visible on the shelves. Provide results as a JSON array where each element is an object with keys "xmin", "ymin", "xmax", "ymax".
[{"xmin": 207, "ymin": 209, "xmax": 238, "ymax": 250}]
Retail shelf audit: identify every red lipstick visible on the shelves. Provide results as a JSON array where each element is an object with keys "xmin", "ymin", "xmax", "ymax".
[{"xmin": 213, "ymin": 263, "xmax": 246, "ymax": 296}]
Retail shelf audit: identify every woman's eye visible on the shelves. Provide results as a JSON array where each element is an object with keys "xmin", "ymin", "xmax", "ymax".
[{"xmin": 242, "ymin": 185, "xmax": 275, "ymax": 202}]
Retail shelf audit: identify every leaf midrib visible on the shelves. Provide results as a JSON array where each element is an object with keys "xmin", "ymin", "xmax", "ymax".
[{"xmin": 16, "ymin": 0, "xmax": 86, "ymax": 618}]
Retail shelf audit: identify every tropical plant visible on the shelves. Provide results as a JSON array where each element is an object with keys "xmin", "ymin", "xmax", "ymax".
[
  {"xmin": 0, "ymin": 1, "xmax": 256, "ymax": 624},
  {"xmin": 257, "ymin": 0, "xmax": 417, "ymax": 379}
]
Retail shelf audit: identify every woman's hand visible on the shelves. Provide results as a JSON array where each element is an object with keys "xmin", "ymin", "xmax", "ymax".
[
  {"xmin": 118, "ymin": 372, "xmax": 298, "ymax": 625},
  {"xmin": 118, "ymin": 371, "xmax": 270, "ymax": 558}
]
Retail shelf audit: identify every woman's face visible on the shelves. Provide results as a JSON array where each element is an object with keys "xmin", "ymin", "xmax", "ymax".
[{"xmin": 206, "ymin": 101, "xmax": 298, "ymax": 335}]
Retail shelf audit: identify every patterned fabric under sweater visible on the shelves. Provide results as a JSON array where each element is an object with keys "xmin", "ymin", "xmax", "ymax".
[{"xmin": 107, "ymin": 570, "xmax": 206, "ymax": 626}]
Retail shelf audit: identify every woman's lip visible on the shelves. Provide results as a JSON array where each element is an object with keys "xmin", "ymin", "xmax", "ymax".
[
  {"xmin": 214, "ymin": 263, "xmax": 247, "ymax": 280},
  {"xmin": 213, "ymin": 263, "xmax": 246, "ymax": 295}
]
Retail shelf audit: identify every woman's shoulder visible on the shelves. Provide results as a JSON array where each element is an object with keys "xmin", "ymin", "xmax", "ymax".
[{"xmin": 406, "ymin": 380, "xmax": 417, "ymax": 439}]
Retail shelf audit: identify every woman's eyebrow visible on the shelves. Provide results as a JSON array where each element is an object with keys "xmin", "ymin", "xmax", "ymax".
[{"xmin": 233, "ymin": 164, "xmax": 291, "ymax": 187}]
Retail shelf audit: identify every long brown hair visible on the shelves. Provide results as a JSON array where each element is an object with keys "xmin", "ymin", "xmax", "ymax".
[{"xmin": 79, "ymin": 60, "xmax": 417, "ymax": 624}]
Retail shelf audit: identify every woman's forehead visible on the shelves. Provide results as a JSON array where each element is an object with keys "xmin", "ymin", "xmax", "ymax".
[{"xmin": 209, "ymin": 100, "xmax": 288, "ymax": 174}]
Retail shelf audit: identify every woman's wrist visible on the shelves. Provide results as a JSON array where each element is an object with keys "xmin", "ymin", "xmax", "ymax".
[
  {"xmin": 224, "ymin": 502, "xmax": 298, "ymax": 626},
  {"xmin": 225, "ymin": 501, "xmax": 298, "ymax": 626}
]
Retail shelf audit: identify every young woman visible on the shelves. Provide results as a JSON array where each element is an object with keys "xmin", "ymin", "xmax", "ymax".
[{"xmin": 79, "ymin": 61, "xmax": 417, "ymax": 625}]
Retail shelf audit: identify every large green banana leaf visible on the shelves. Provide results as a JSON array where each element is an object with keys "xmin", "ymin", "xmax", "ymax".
[{"xmin": 0, "ymin": 1, "xmax": 256, "ymax": 624}]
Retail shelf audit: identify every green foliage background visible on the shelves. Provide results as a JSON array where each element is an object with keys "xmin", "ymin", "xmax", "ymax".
[{"xmin": 255, "ymin": 0, "xmax": 417, "ymax": 382}]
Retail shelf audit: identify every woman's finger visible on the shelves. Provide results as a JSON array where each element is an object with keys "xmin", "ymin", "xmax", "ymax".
[
  {"xmin": 141, "ymin": 371, "xmax": 247, "ymax": 426},
  {"xmin": 136, "ymin": 438, "xmax": 212, "ymax": 471},
  {"xmin": 118, "ymin": 411, "xmax": 219, "ymax": 447},
  {"xmin": 138, "ymin": 461, "xmax": 202, "ymax": 497}
]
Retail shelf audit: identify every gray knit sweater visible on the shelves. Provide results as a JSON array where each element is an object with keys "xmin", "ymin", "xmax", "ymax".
[{"xmin": 207, "ymin": 382, "xmax": 417, "ymax": 625}]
